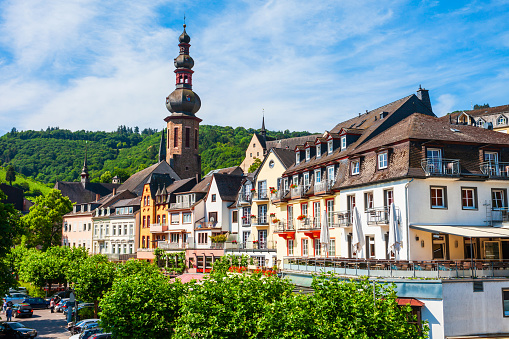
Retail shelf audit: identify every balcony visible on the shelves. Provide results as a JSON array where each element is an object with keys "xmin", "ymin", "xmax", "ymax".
[
  {"xmin": 195, "ymin": 221, "xmax": 222, "ymax": 229},
  {"xmin": 366, "ymin": 206, "xmax": 400, "ymax": 225},
  {"xmin": 256, "ymin": 189, "xmax": 269, "ymax": 200},
  {"xmin": 169, "ymin": 201, "xmax": 193, "ymax": 210},
  {"xmin": 271, "ymin": 190, "xmax": 288, "ymax": 203},
  {"xmin": 274, "ymin": 219, "xmax": 295, "ymax": 232},
  {"xmin": 480, "ymin": 161, "xmax": 509, "ymax": 177},
  {"xmin": 150, "ymin": 223, "xmax": 168, "ymax": 233},
  {"xmin": 241, "ymin": 217, "xmax": 251, "ymax": 226},
  {"xmin": 226, "ymin": 240, "xmax": 277, "ymax": 251},
  {"xmin": 157, "ymin": 240, "xmax": 193, "ymax": 250},
  {"xmin": 290, "ymin": 185, "xmax": 307, "ymax": 199},
  {"xmin": 314, "ymin": 181, "xmax": 334, "ymax": 195},
  {"xmin": 106, "ymin": 253, "xmax": 137, "ymax": 261},
  {"xmin": 238, "ymin": 193, "xmax": 252, "ymax": 204},
  {"xmin": 492, "ymin": 208, "xmax": 509, "ymax": 222},
  {"xmin": 252, "ymin": 215, "xmax": 268, "ymax": 225},
  {"xmin": 330, "ymin": 211, "xmax": 351, "ymax": 227},
  {"xmin": 297, "ymin": 217, "xmax": 321, "ymax": 230},
  {"xmin": 421, "ymin": 158, "xmax": 460, "ymax": 176}
]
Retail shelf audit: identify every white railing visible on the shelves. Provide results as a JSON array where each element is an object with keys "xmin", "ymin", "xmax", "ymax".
[
  {"xmin": 421, "ymin": 158, "xmax": 460, "ymax": 176},
  {"xmin": 480, "ymin": 161, "xmax": 509, "ymax": 177}
]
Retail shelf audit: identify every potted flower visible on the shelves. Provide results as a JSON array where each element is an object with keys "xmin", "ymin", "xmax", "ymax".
[
  {"xmin": 290, "ymin": 184, "xmax": 298, "ymax": 189},
  {"xmin": 272, "ymin": 218, "xmax": 280, "ymax": 224},
  {"xmin": 270, "ymin": 187, "xmax": 277, "ymax": 194},
  {"xmin": 269, "ymin": 213, "xmax": 276, "ymax": 217},
  {"xmin": 250, "ymin": 188, "xmax": 256, "ymax": 192},
  {"xmin": 241, "ymin": 216, "xmax": 247, "ymax": 219},
  {"xmin": 250, "ymin": 214, "xmax": 256, "ymax": 219},
  {"xmin": 232, "ymin": 240, "xmax": 238, "ymax": 244},
  {"xmin": 253, "ymin": 240, "xmax": 259, "ymax": 244},
  {"xmin": 297, "ymin": 215, "xmax": 306, "ymax": 221}
]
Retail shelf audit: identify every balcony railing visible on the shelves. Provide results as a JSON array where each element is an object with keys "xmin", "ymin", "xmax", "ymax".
[
  {"xmin": 297, "ymin": 217, "xmax": 321, "ymax": 230},
  {"xmin": 366, "ymin": 206, "xmax": 400, "ymax": 225},
  {"xmin": 421, "ymin": 158, "xmax": 460, "ymax": 176},
  {"xmin": 227, "ymin": 240, "xmax": 277, "ymax": 251},
  {"xmin": 256, "ymin": 189, "xmax": 269, "ymax": 200},
  {"xmin": 492, "ymin": 208, "xmax": 509, "ymax": 222},
  {"xmin": 239, "ymin": 193, "xmax": 252, "ymax": 204},
  {"xmin": 241, "ymin": 217, "xmax": 251, "ymax": 226},
  {"xmin": 291, "ymin": 185, "xmax": 306, "ymax": 199},
  {"xmin": 150, "ymin": 223, "xmax": 168, "ymax": 233},
  {"xmin": 195, "ymin": 221, "xmax": 222, "ymax": 229},
  {"xmin": 252, "ymin": 215, "xmax": 268, "ymax": 225},
  {"xmin": 169, "ymin": 201, "xmax": 193, "ymax": 209},
  {"xmin": 157, "ymin": 240, "xmax": 195, "ymax": 250},
  {"xmin": 314, "ymin": 181, "xmax": 334, "ymax": 195},
  {"xmin": 330, "ymin": 211, "xmax": 351, "ymax": 227},
  {"xmin": 480, "ymin": 161, "xmax": 509, "ymax": 177},
  {"xmin": 283, "ymin": 257, "xmax": 509, "ymax": 279},
  {"xmin": 271, "ymin": 190, "xmax": 288, "ymax": 203},
  {"xmin": 274, "ymin": 219, "xmax": 295, "ymax": 232}
]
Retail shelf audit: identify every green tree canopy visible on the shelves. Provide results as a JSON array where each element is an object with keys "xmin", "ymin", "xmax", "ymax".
[
  {"xmin": 5, "ymin": 165, "xmax": 16, "ymax": 185},
  {"xmin": 22, "ymin": 189, "xmax": 72, "ymax": 249},
  {"xmin": 0, "ymin": 190, "xmax": 21, "ymax": 295},
  {"xmin": 248, "ymin": 157, "xmax": 262, "ymax": 173}
]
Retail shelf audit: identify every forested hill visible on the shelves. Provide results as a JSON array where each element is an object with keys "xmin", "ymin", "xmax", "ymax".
[{"xmin": 0, "ymin": 126, "xmax": 314, "ymax": 184}]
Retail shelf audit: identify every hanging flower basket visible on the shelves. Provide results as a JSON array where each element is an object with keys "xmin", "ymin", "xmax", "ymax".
[
  {"xmin": 290, "ymin": 184, "xmax": 298, "ymax": 189},
  {"xmin": 250, "ymin": 188, "xmax": 256, "ymax": 192},
  {"xmin": 269, "ymin": 213, "xmax": 276, "ymax": 217},
  {"xmin": 232, "ymin": 240, "xmax": 238, "ymax": 244},
  {"xmin": 297, "ymin": 215, "xmax": 306, "ymax": 221},
  {"xmin": 250, "ymin": 214, "xmax": 256, "ymax": 219},
  {"xmin": 272, "ymin": 218, "xmax": 280, "ymax": 223}
]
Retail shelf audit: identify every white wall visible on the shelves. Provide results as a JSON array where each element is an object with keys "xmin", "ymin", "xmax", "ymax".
[
  {"xmin": 442, "ymin": 280, "xmax": 509, "ymax": 337},
  {"xmin": 420, "ymin": 299, "xmax": 445, "ymax": 339}
]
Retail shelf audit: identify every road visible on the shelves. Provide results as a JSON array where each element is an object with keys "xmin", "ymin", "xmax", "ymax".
[{"xmin": 11, "ymin": 308, "xmax": 70, "ymax": 338}]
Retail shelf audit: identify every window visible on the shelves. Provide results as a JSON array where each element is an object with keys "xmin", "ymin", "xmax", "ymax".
[
  {"xmin": 185, "ymin": 127, "xmax": 190, "ymax": 148},
  {"xmin": 364, "ymin": 192, "xmax": 374, "ymax": 211},
  {"xmin": 183, "ymin": 213, "xmax": 192, "ymax": 223},
  {"xmin": 351, "ymin": 159, "xmax": 360, "ymax": 175},
  {"xmin": 303, "ymin": 172, "xmax": 310, "ymax": 187},
  {"xmin": 327, "ymin": 166, "xmax": 335, "ymax": 183},
  {"xmin": 162, "ymin": 215, "xmax": 166, "ymax": 225},
  {"xmin": 329, "ymin": 239, "xmax": 336, "ymax": 256},
  {"xmin": 326, "ymin": 199, "xmax": 334, "ymax": 227},
  {"xmin": 367, "ymin": 236, "xmax": 375, "ymax": 258},
  {"xmin": 142, "ymin": 236, "xmax": 145, "ymax": 248},
  {"xmin": 306, "ymin": 148, "xmax": 310, "ymax": 161},
  {"xmin": 209, "ymin": 212, "xmax": 218, "ymax": 222},
  {"xmin": 269, "ymin": 160, "xmax": 275, "ymax": 168},
  {"xmin": 316, "ymin": 144, "xmax": 321, "ymax": 158},
  {"xmin": 477, "ymin": 119, "xmax": 485, "ymax": 127},
  {"xmin": 195, "ymin": 129, "xmax": 198, "ymax": 149},
  {"xmin": 341, "ymin": 136, "xmax": 346, "ymax": 150},
  {"xmin": 432, "ymin": 234, "xmax": 446, "ymax": 259},
  {"xmin": 142, "ymin": 216, "xmax": 146, "ymax": 227},
  {"xmin": 384, "ymin": 189, "xmax": 394, "ymax": 207},
  {"xmin": 112, "ymin": 225, "xmax": 116, "ymax": 236},
  {"xmin": 171, "ymin": 213, "xmax": 179, "ymax": 224},
  {"xmin": 301, "ymin": 203, "xmax": 308, "ymax": 216},
  {"xmin": 348, "ymin": 195, "xmax": 356, "ymax": 211},
  {"xmin": 492, "ymin": 189, "xmax": 507, "ymax": 209},
  {"xmin": 328, "ymin": 140, "xmax": 333, "ymax": 154},
  {"xmin": 302, "ymin": 239, "xmax": 309, "ymax": 256},
  {"xmin": 314, "ymin": 239, "xmax": 321, "ymax": 256},
  {"xmin": 255, "ymin": 256, "xmax": 265, "ymax": 267},
  {"xmin": 503, "ymin": 289, "xmax": 509, "ymax": 317},
  {"xmin": 296, "ymin": 152, "xmax": 300, "ymax": 164},
  {"xmin": 484, "ymin": 151, "xmax": 499, "ymax": 163},
  {"xmin": 292, "ymin": 175, "xmax": 299, "ymax": 186},
  {"xmin": 288, "ymin": 239, "xmax": 294, "ymax": 256},
  {"xmin": 129, "ymin": 224, "xmax": 134, "ymax": 236},
  {"xmin": 284, "ymin": 178, "xmax": 289, "ymax": 192},
  {"xmin": 314, "ymin": 169, "xmax": 321, "ymax": 183},
  {"xmin": 498, "ymin": 116, "xmax": 507, "ymax": 125},
  {"xmin": 198, "ymin": 233, "xmax": 208, "ymax": 244},
  {"xmin": 173, "ymin": 127, "xmax": 178, "ymax": 147},
  {"xmin": 232, "ymin": 211, "xmax": 238, "ymax": 223},
  {"xmin": 112, "ymin": 243, "xmax": 116, "ymax": 254},
  {"xmin": 462, "ymin": 187, "xmax": 477, "ymax": 210},
  {"xmin": 378, "ymin": 152, "xmax": 388, "ymax": 169},
  {"xmin": 430, "ymin": 186, "xmax": 447, "ymax": 209},
  {"xmin": 171, "ymin": 233, "xmax": 179, "ymax": 243},
  {"xmin": 211, "ymin": 194, "xmax": 216, "ymax": 202}
]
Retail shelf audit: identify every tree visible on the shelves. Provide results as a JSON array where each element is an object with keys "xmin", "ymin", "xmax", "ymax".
[
  {"xmin": 0, "ymin": 190, "xmax": 21, "ymax": 295},
  {"xmin": 100, "ymin": 267, "xmax": 185, "ymax": 338},
  {"xmin": 248, "ymin": 157, "xmax": 262, "ymax": 173},
  {"xmin": 473, "ymin": 103, "xmax": 490, "ymax": 110},
  {"xmin": 5, "ymin": 165, "xmax": 16, "ymax": 185},
  {"xmin": 100, "ymin": 171, "xmax": 113, "ymax": 183},
  {"xmin": 70, "ymin": 254, "xmax": 117, "ymax": 317},
  {"xmin": 22, "ymin": 189, "xmax": 72, "ymax": 249}
]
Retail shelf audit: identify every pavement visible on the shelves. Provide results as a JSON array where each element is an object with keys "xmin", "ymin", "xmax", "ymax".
[{"xmin": 5, "ymin": 308, "xmax": 70, "ymax": 338}]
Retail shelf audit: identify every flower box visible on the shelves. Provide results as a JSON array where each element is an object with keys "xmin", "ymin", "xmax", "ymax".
[
  {"xmin": 272, "ymin": 218, "xmax": 280, "ymax": 223},
  {"xmin": 297, "ymin": 215, "xmax": 306, "ymax": 221},
  {"xmin": 269, "ymin": 213, "xmax": 276, "ymax": 217},
  {"xmin": 250, "ymin": 214, "xmax": 256, "ymax": 219},
  {"xmin": 290, "ymin": 184, "xmax": 298, "ymax": 189}
]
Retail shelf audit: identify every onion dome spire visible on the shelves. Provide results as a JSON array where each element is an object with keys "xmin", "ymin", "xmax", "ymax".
[{"xmin": 166, "ymin": 24, "xmax": 201, "ymax": 116}]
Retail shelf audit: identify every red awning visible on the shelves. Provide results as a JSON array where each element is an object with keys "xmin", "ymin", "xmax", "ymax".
[
  {"xmin": 276, "ymin": 232, "xmax": 295, "ymax": 240},
  {"xmin": 396, "ymin": 298, "xmax": 425, "ymax": 307}
]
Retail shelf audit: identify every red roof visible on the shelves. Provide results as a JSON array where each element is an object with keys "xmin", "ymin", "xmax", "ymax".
[{"xmin": 396, "ymin": 298, "xmax": 424, "ymax": 307}]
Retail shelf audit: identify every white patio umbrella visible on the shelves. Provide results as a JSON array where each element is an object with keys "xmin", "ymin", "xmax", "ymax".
[
  {"xmin": 387, "ymin": 202, "xmax": 402, "ymax": 256},
  {"xmin": 320, "ymin": 210, "xmax": 330, "ymax": 256},
  {"xmin": 351, "ymin": 206, "xmax": 364, "ymax": 258}
]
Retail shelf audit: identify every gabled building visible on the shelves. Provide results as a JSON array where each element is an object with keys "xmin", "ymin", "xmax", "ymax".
[{"xmin": 445, "ymin": 104, "xmax": 509, "ymax": 133}]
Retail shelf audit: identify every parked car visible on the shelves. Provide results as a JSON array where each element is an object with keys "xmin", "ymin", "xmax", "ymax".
[
  {"xmin": 0, "ymin": 321, "xmax": 37, "ymax": 338},
  {"xmin": 2, "ymin": 293, "xmax": 29, "ymax": 307},
  {"xmin": 54, "ymin": 298, "xmax": 69, "ymax": 312},
  {"xmin": 69, "ymin": 327, "xmax": 103, "ymax": 339},
  {"xmin": 90, "ymin": 334, "xmax": 112, "ymax": 339},
  {"xmin": 11, "ymin": 303, "xmax": 33, "ymax": 318},
  {"xmin": 68, "ymin": 318, "xmax": 100, "ymax": 334},
  {"xmin": 21, "ymin": 297, "xmax": 49, "ymax": 309},
  {"xmin": 47, "ymin": 289, "xmax": 72, "ymax": 302}
]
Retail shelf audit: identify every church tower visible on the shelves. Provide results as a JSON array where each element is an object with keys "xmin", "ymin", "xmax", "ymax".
[{"xmin": 165, "ymin": 24, "xmax": 202, "ymax": 180}]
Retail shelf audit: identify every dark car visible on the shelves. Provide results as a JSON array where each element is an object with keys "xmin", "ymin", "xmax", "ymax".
[
  {"xmin": 11, "ymin": 303, "xmax": 33, "ymax": 318},
  {"xmin": 90, "ymin": 334, "xmax": 112, "ymax": 339},
  {"xmin": 0, "ymin": 321, "xmax": 37, "ymax": 338},
  {"xmin": 47, "ymin": 290, "xmax": 72, "ymax": 302},
  {"xmin": 21, "ymin": 297, "xmax": 48, "ymax": 310}
]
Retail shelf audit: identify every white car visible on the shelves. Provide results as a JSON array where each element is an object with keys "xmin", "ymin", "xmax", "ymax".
[{"xmin": 69, "ymin": 318, "xmax": 100, "ymax": 334}]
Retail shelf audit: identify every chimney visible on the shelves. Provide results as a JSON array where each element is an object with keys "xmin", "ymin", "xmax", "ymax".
[
  {"xmin": 96, "ymin": 193, "xmax": 100, "ymax": 201},
  {"xmin": 113, "ymin": 187, "xmax": 117, "ymax": 196},
  {"xmin": 416, "ymin": 85, "xmax": 433, "ymax": 113}
]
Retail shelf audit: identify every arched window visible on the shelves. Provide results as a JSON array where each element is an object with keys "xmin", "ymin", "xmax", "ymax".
[
  {"xmin": 162, "ymin": 215, "xmax": 166, "ymax": 225},
  {"xmin": 498, "ymin": 116, "xmax": 507, "ymax": 125},
  {"xmin": 147, "ymin": 216, "xmax": 151, "ymax": 226},
  {"xmin": 157, "ymin": 215, "xmax": 161, "ymax": 224},
  {"xmin": 184, "ymin": 75, "xmax": 188, "ymax": 83},
  {"xmin": 142, "ymin": 236, "xmax": 145, "ymax": 248},
  {"xmin": 143, "ymin": 216, "xmax": 146, "ymax": 227}
]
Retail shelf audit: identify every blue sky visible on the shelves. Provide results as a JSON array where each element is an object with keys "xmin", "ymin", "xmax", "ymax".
[{"xmin": 0, "ymin": 0, "xmax": 508, "ymax": 136}]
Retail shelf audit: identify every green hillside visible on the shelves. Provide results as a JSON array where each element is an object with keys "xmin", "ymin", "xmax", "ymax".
[
  {"xmin": 0, "ymin": 167, "xmax": 52, "ymax": 200},
  {"xmin": 0, "ymin": 125, "xmax": 314, "ymax": 184}
]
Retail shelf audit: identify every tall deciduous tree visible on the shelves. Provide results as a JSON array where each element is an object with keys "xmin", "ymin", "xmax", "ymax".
[
  {"xmin": 0, "ymin": 190, "xmax": 21, "ymax": 295},
  {"xmin": 70, "ymin": 254, "xmax": 117, "ymax": 318},
  {"xmin": 22, "ymin": 189, "xmax": 72, "ymax": 249},
  {"xmin": 5, "ymin": 165, "xmax": 16, "ymax": 185}
]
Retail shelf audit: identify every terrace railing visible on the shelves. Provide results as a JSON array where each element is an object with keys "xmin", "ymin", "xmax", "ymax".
[
  {"xmin": 421, "ymin": 158, "xmax": 460, "ymax": 176},
  {"xmin": 480, "ymin": 161, "xmax": 509, "ymax": 177}
]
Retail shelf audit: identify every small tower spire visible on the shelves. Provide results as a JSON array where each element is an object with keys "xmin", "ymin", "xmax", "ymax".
[
  {"xmin": 261, "ymin": 109, "xmax": 266, "ymax": 138},
  {"xmin": 81, "ymin": 141, "xmax": 90, "ymax": 187},
  {"xmin": 159, "ymin": 128, "xmax": 166, "ymax": 162}
]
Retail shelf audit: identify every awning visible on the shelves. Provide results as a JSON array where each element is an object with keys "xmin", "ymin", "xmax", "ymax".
[
  {"xmin": 396, "ymin": 298, "xmax": 425, "ymax": 307},
  {"xmin": 410, "ymin": 225, "xmax": 509, "ymax": 238}
]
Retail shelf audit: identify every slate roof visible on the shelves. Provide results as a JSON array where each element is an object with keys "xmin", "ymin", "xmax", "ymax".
[
  {"xmin": 118, "ymin": 160, "xmax": 180, "ymax": 196},
  {"xmin": 267, "ymin": 134, "xmax": 322, "ymax": 150},
  {"xmin": 111, "ymin": 196, "xmax": 141, "ymax": 208},
  {"xmin": 254, "ymin": 133, "xmax": 275, "ymax": 150},
  {"xmin": 213, "ymin": 173, "xmax": 244, "ymax": 202},
  {"xmin": 272, "ymin": 148, "xmax": 296, "ymax": 169},
  {"xmin": 54, "ymin": 181, "xmax": 121, "ymax": 204},
  {"xmin": 445, "ymin": 104, "xmax": 509, "ymax": 120}
]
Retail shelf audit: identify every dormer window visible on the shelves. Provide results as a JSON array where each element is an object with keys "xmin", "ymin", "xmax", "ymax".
[
  {"xmin": 341, "ymin": 136, "xmax": 347, "ymax": 150},
  {"xmin": 316, "ymin": 144, "xmax": 321, "ymax": 158},
  {"xmin": 296, "ymin": 152, "xmax": 300, "ymax": 164},
  {"xmin": 351, "ymin": 159, "xmax": 360, "ymax": 175},
  {"xmin": 477, "ymin": 119, "xmax": 485, "ymax": 127},
  {"xmin": 377, "ymin": 152, "xmax": 388, "ymax": 170},
  {"xmin": 292, "ymin": 175, "xmax": 299, "ymax": 186},
  {"xmin": 306, "ymin": 148, "xmax": 310, "ymax": 161},
  {"xmin": 328, "ymin": 140, "xmax": 333, "ymax": 154},
  {"xmin": 497, "ymin": 116, "xmax": 507, "ymax": 126}
]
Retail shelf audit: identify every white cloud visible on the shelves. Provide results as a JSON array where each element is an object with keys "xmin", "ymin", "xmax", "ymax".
[{"xmin": 434, "ymin": 94, "xmax": 458, "ymax": 117}]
